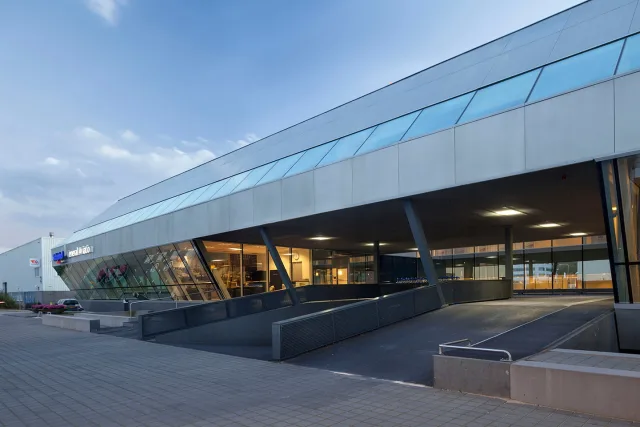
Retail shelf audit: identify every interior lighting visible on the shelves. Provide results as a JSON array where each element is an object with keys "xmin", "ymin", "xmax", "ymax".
[
  {"xmin": 408, "ymin": 247, "xmax": 418, "ymax": 251},
  {"xmin": 569, "ymin": 232, "xmax": 587, "ymax": 237},
  {"xmin": 493, "ymin": 208, "xmax": 523, "ymax": 216},
  {"xmin": 229, "ymin": 247, "xmax": 241, "ymax": 251},
  {"xmin": 612, "ymin": 206, "xmax": 618, "ymax": 212},
  {"xmin": 364, "ymin": 243, "xmax": 389, "ymax": 246},
  {"xmin": 538, "ymin": 223, "xmax": 561, "ymax": 228},
  {"xmin": 310, "ymin": 236, "xmax": 333, "ymax": 241}
]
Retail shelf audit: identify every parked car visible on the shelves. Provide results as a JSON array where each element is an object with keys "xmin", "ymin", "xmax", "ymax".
[{"xmin": 57, "ymin": 299, "xmax": 84, "ymax": 311}]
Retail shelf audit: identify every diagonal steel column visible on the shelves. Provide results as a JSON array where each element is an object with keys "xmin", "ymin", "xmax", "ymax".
[
  {"xmin": 403, "ymin": 199, "xmax": 446, "ymax": 306},
  {"xmin": 260, "ymin": 227, "xmax": 300, "ymax": 305}
]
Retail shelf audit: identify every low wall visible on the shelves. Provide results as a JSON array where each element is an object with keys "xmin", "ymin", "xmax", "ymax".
[
  {"xmin": 615, "ymin": 304, "xmax": 640, "ymax": 352},
  {"xmin": 441, "ymin": 279, "xmax": 513, "ymax": 305},
  {"xmin": 42, "ymin": 314, "xmax": 99, "ymax": 332},
  {"xmin": 433, "ymin": 355, "xmax": 511, "ymax": 398},
  {"xmin": 156, "ymin": 301, "xmax": 355, "ymax": 347},
  {"xmin": 511, "ymin": 359, "xmax": 640, "ymax": 421},
  {"xmin": 74, "ymin": 313, "xmax": 134, "ymax": 328},
  {"xmin": 556, "ymin": 311, "xmax": 618, "ymax": 353},
  {"xmin": 79, "ymin": 300, "xmax": 199, "ymax": 313},
  {"xmin": 272, "ymin": 286, "xmax": 442, "ymax": 360}
]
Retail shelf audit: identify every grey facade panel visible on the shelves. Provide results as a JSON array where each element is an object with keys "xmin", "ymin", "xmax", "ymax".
[
  {"xmin": 614, "ymin": 72, "xmax": 640, "ymax": 154},
  {"xmin": 548, "ymin": 2, "xmax": 636, "ymax": 62},
  {"xmin": 503, "ymin": 10, "xmax": 570, "ymax": 52},
  {"xmin": 563, "ymin": 0, "xmax": 636, "ymax": 28},
  {"xmin": 79, "ymin": 0, "xmax": 636, "ymax": 232},
  {"xmin": 630, "ymin": 2, "xmax": 640, "ymax": 33}
]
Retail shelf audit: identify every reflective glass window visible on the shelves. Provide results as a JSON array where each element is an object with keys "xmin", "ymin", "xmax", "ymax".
[
  {"xmin": 459, "ymin": 69, "xmax": 540, "ymax": 123},
  {"xmin": 136, "ymin": 202, "xmax": 164, "ymax": 222},
  {"xmin": 132, "ymin": 250, "xmax": 166, "ymax": 289},
  {"xmin": 285, "ymin": 141, "xmax": 337, "ymax": 177},
  {"xmin": 193, "ymin": 179, "xmax": 229, "ymax": 204},
  {"xmin": 58, "ymin": 265, "xmax": 81, "ymax": 291},
  {"xmin": 529, "ymin": 40, "xmax": 624, "ymax": 102},
  {"xmin": 93, "ymin": 258, "xmax": 122, "ymax": 299},
  {"xmin": 317, "ymin": 127, "xmax": 376, "ymax": 167},
  {"xmin": 403, "ymin": 93, "xmax": 474, "ymax": 140},
  {"xmin": 233, "ymin": 162, "xmax": 276, "ymax": 192},
  {"xmin": 174, "ymin": 241, "xmax": 213, "ymax": 284},
  {"xmin": 215, "ymin": 171, "xmax": 251, "ymax": 198},
  {"xmin": 197, "ymin": 240, "xmax": 243, "ymax": 298},
  {"xmin": 175, "ymin": 186, "xmax": 209, "ymax": 210},
  {"xmin": 617, "ymin": 34, "xmax": 640, "ymax": 75},
  {"xmin": 356, "ymin": 112, "xmax": 420, "ymax": 155},
  {"xmin": 159, "ymin": 244, "xmax": 195, "ymax": 286},
  {"xmin": 243, "ymin": 244, "xmax": 268, "ymax": 295},
  {"xmin": 153, "ymin": 193, "xmax": 191, "ymax": 217},
  {"xmin": 143, "ymin": 248, "xmax": 186, "ymax": 300},
  {"xmin": 120, "ymin": 252, "xmax": 159, "ymax": 299},
  {"xmin": 257, "ymin": 153, "xmax": 304, "ymax": 185}
]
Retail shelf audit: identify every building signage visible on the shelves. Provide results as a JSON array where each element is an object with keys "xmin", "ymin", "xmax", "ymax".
[
  {"xmin": 29, "ymin": 258, "xmax": 40, "ymax": 268},
  {"xmin": 68, "ymin": 245, "xmax": 93, "ymax": 258},
  {"xmin": 52, "ymin": 251, "xmax": 66, "ymax": 262}
]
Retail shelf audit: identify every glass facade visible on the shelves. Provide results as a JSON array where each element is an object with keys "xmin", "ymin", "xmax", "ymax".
[
  {"xmin": 65, "ymin": 33, "xmax": 640, "ymax": 245},
  {"xmin": 429, "ymin": 237, "xmax": 611, "ymax": 292},
  {"xmin": 600, "ymin": 158, "xmax": 640, "ymax": 303}
]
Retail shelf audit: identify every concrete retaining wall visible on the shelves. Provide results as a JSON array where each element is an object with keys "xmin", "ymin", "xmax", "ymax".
[
  {"xmin": 511, "ymin": 360, "xmax": 640, "ymax": 421},
  {"xmin": 433, "ymin": 355, "xmax": 511, "ymax": 398},
  {"xmin": 42, "ymin": 314, "xmax": 99, "ymax": 332},
  {"xmin": 74, "ymin": 313, "xmax": 134, "ymax": 327},
  {"xmin": 79, "ymin": 300, "xmax": 199, "ymax": 313},
  {"xmin": 557, "ymin": 312, "xmax": 619, "ymax": 353},
  {"xmin": 615, "ymin": 304, "xmax": 640, "ymax": 352},
  {"xmin": 156, "ymin": 301, "xmax": 354, "ymax": 347}
]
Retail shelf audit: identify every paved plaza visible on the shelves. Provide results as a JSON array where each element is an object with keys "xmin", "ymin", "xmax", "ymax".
[{"xmin": 0, "ymin": 314, "xmax": 637, "ymax": 427}]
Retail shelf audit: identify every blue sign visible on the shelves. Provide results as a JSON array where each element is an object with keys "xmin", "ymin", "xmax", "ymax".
[{"xmin": 52, "ymin": 251, "xmax": 66, "ymax": 262}]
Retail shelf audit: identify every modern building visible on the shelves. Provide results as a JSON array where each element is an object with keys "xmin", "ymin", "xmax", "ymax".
[
  {"xmin": 51, "ymin": 0, "xmax": 640, "ymax": 349},
  {"xmin": 1, "ymin": 236, "xmax": 68, "ymax": 294}
]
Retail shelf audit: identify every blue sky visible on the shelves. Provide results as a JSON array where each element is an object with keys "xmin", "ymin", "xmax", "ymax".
[{"xmin": 0, "ymin": 0, "xmax": 582, "ymax": 251}]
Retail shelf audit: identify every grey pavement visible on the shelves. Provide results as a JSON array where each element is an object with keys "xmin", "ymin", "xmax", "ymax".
[{"xmin": 0, "ymin": 314, "xmax": 636, "ymax": 427}]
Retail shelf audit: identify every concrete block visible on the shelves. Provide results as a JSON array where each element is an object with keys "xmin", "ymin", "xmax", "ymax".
[
  {"xmin": 73, "ymin": 313, "xmax": 134, "ymax": 328},
  {"xmin": 511, "ymin": 360, "xmax": 640, "ymax": 421},
  {"xmin": 42, "ymin": 315, "xmax": 99, "ymax": 333},
  {"xmin": 433, "ymin": 355, "xmax": 511, "ymax": 398}
]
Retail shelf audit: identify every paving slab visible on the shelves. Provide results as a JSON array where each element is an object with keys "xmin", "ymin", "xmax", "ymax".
[{"xmin": 0, "ymin": 314, "xmax": 635, "ymax": 427}]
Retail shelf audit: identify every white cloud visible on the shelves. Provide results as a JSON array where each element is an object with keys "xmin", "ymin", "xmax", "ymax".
[
  {"xmin": 44, "ymin": 157, "xmax": 60, "ymax": 165},
  {"xmin": 98, "ymin": 144, "xmax": 133, "ymax": 159},
  {"xmin": 75, "ymin": 126, "xmax": 107, "ymax": 141},
  {"xmin": 85, "ymin": 0, "xmax": 128, "ymax": 26},
  {"xmin": 120, "ymin": 129, "xmax": 139, "ymax": 142},
  {"xmin": 75, "ymin": 168, "xmax": 87, "ymax": 178}
]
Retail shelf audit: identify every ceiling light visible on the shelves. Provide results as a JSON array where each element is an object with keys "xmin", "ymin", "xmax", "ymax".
[
  {"xmin": 612, "ymin": 206, "xmax": 618, "ymax": 212},
  {"xmin": 408, "ymin": 247, "xmax": 418, "ymax": 251},
  {"xmin": 229, "ymin": 247, "xmax": 241, "ymax": 251},
  {"xmin": 364, "ymin": 243, "xmax": 389, "ymax": 246},
  {"xmin": 493, "ymin": 208, "xmax": 523, "ymax": 216},
  {"xmin": 569, "ymin": 232, "xmax": 587, "ymax": 237},
  {"xmin": 538, "ymin": 223, "xmax": 561, "ymax": 228},
  {"xmin": 310, "ymin": 236, "xmax": 333, "ymax": 241}
]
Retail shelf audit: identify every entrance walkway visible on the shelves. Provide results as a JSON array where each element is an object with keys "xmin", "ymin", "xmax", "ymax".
[
  {"xmin": 0, "ymin": 311, "xmax": 632, "ymax": 427},
  {"xmin": 289, "ymin": 296, "xmax": 612, "ymax": 385}
]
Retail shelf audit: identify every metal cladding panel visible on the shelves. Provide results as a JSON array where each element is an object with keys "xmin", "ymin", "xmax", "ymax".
[
  {"xmin": 455, "ymin": 108, "xmax": 526, "ymax": 185},
  {"xmin": 564, "ymin": 0, "xmax": 636, "ymax": 28},
  {"xmin": 229, "ymin": 189, "xmax": 254, "ymax": 231},
  {"xmin": 253, "ymin": 181, "xmax": 282, "ymax": 225},
  {"xmin": 333, "ymin": 301, "xmax": 379, "ymax": 341},
  {"xmin": 614, "ymin": 71, "xmax": 640, "ymax": 154},
  {"xmin": 631, "ymin": 4, "xmax": 640, "ymax": 33},
  {"xmin": 40, "ymin": 237, "xmax": 68, "ymax": 291},
  {"xmin": 154, "ymin": 215, "xmax": 175, "ymax": 248},
  {"xmin": 207, "ymin": 197, "xmax": 231, "ymax": 235},
  {"xmin": 314, "ymin": 160, "xmax": 353, "ymax": 214},
  {"xmin": 352, "ymin": 145, "xmax": 399, "ymax": 206},
  {"xmin": 504, "ymin": 10, "xmax": 570, "ymax": 51},
  {"xmin": 483, "ymin": 34, "xmax": 558, "ymax": 85},
  {"xmin": 400, "ymin": 59, "xmax": 496, "ymax": 117},
  {"xmin": 281, "ymin": 171, "xmax": 315, "ymax": 220},
  {"xmin": 0, "ymin": 238, "xmax": 43, "ymax": 292},
  {"xmin": 548, "ymin": 3, "xmax": 636, "ymax": 62},
  {"xmin": 525, "ymin": 81, "xmax": 615, "ymax": 170},
  {"xmin": 102, "ymin": 227, "xmax": 124, "ymax": 258},
  {"xmin": 398, "ymin": 130, "xmax": 455, "ymax": 197},
  {"xmin": 170, "ymin": 202, "xmax": 210, "ymax": 243},
  {"xmin": 131, "ymin": 218, "xmax": 159, "ymax": 251}
]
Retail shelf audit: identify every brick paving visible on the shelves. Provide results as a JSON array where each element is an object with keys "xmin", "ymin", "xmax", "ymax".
[{"xmin": 0, "ymin": 314, "xmax": 637, "ymax": 427}]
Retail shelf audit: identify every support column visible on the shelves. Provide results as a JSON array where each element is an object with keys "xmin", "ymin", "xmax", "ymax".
[
  {"xmin": 504, "ymin": 226, "xmax": 513, "ymax": 281},
  {"xmin": 260, "ymin": 227, "xmax": 299, "ymax": 305},
  {"xmin": 403, "ymin": 199, "xmax": 446, "ymax": 306},
  {"xmin": 373, "ymin": 241, "xmax": 380, "ymax": 284}
]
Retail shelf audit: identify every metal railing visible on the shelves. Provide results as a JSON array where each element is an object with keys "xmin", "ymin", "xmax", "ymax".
[
  {"xmin": 128, "ymin": 296, "xmax": 177, "ymax": 318},
  {"xmin": 438, "ymin": 338, "xmax": 513, "ymax": 362}
]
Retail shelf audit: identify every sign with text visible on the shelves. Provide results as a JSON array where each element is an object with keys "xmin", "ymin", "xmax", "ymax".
[
  {"xmin": 29, "ymin": 258, "xmax": 40, "ymax": 268},
  {"xmin": 68, "ymin": 245, "xmax": 93, "ymax": 258},
  {"xmin": 52, "ymin": 251, "xmax": 66, "ymax": 262}
]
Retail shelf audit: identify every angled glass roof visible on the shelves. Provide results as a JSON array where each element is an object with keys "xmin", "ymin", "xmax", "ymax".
[{"xmin": 63, "ymin": 33, "xmax": 640, "ymax": 245}]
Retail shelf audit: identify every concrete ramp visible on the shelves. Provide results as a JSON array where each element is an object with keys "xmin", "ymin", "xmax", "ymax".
[{"xmin": 288, "ymin": 296, "xmax": 612, "ymax": 385}]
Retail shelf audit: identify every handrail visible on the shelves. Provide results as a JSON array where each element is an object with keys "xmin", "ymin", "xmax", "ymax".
[
  {"xmin": 128, "ymin": 296, "xmax": 177, "ymax": 318},
  {"xmin": 438, "ymin": 338, "xmax": 513, "ymax": 362}
]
